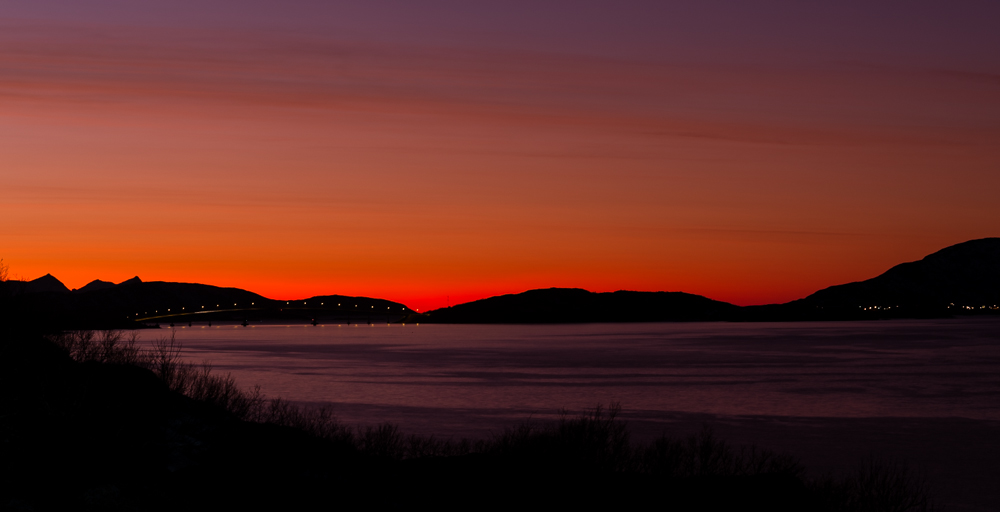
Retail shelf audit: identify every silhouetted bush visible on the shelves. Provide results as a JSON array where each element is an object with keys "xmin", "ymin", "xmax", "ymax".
[
  {"xmin": 50, "ymin": 330, "xmax": 266, "ymax": 422},
  {"xmin": 49, "ymin": 329, "xmax": 144, "ymax": 366},
  {"xmin": 815, "ymin": 457, "xmax": 937, "ymax": 512},
  {"xmin": 636, "ymin": 424, "xmax": 804, "ymax": 478},
  {"xmin": 484, "ymin": 403, "xmax": 632, "ymax": 472},
  {"xmin": 262, "ymin": 398, "xmax": 353, "ymax": 444}
]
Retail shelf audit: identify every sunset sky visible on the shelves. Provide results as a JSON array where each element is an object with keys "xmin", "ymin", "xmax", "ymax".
[{"xmin": 2, "ymin": 1, "xmax": 999, "ymax": 311}]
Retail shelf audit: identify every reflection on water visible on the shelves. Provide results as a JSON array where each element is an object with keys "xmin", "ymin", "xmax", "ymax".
[{"xmin": 166, "ymin": 319, "xmax": 1000, "ymax": 428}]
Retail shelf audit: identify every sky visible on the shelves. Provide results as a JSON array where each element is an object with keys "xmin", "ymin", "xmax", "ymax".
[{"xmin": 2, "ymin": 0, "xmax": 999, "ymax": 311}]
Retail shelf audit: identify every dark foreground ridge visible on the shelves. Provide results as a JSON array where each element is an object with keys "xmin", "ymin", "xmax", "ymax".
[{"xmin": 0, "ymin": 327, "xmax": 937, "ymax": 511}]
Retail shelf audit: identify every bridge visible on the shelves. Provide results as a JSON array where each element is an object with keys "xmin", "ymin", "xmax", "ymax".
[{"xmin": 129, "ymin": 300, "xmax": 412, "ymax": 324}]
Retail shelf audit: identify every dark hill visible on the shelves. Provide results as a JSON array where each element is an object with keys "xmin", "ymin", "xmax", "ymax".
[
  {"xmin": 419, "ymin": 288, "xmax": 739, "ymax": 324},
  {"xmin": 21, "ymin": 274, "xmax": 70, "ymax": 294},
  {"xmin": 14, "ymin": 280, "xmax": 278, "ymax": 329},
  {"xmin": 772, "ymin": 237, "xmax": 1000, "ymax": 318},
  {"xmin": 75, "ymin": 279, "xmax": 116, "ymax": 293},
  {"xmin": 9, "ymin": 278, "xmax": 414, "ymax": 329},
  {"xmin": 82, "ymin": 280, "xmax": 276, "ymax": 318},
  {"xmin": 301, "ymin": 295, "xmax": 415, "ymax": 315},
  {"xmin": 733, "ymin": 238, "xmax": 1000, "ymax": 320},
  {"xmin": 418, "ymin": 238, "xmax": 1000, "ymax": 323}
]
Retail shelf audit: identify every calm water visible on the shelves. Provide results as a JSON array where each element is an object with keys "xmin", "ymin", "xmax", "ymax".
[
  {"xmin": 164, "ymin": 319, "xmax": 1000, "ymax": 426},
  {"xmin": 164, "ymin": 319, "xmax": 1000, "ymax": 511}
]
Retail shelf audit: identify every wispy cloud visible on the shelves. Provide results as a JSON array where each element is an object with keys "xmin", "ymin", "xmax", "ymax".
[{"xmin": 2, "ymin": 22, "xmax": 995, "ymax": 147}]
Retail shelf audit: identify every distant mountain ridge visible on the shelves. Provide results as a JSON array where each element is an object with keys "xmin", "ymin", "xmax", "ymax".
[
  {"xmin": 418, "ymin": 288, "xmax": 738, "ymax": 324},
  {"xmin": 6, "ymin": 276, "xmax": 413, "ymax": 329},
  {"xmin": 795, "ymin": 237, "xmax": 1000, "ymax": 311},
  {"xmin": 18, "ymin": 274, "xmax": 71, "ymax": 294},
  {"xmin": 77, "ymin": 279, "xmax": 118, "ymax": 293},
  {"xmin": 419, "ymin": 238, "xmax": 1000, "ymax": 323},
  {"xmin": 7, "ymin": 237, "xmax": 998, "ymax": 326}
]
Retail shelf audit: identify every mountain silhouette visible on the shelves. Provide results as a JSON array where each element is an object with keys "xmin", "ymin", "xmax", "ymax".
[
  {"xmin": 11, "ymin": 278, "xmax": 411, "ymax": 329},
  {"xmin": 20, "ymin": 274, "xmax": 71, "ymax": 294},
  {"xmin": 75, "ymin": 280, "xmax": 116, "ymax": 293},
  {"xmin": 738, "ymin": 237, "xmax": 1000, "ymax": 320},
  {"xmin": 9, "ymin": 238, "xmax": 997, "ymax": 327},
  {"xmin": 419, "ymin": 238, "xmax": 999, "ymax": 323},
  {"xmin": 419, "ymin": 288, "xmax": 739, "ymax": 323},
  {"xmin": 797, "ymin": 237, "xmax": 1000, "ymax": 310},
  {"xmin": 118, "ymin": 276, "xmax": 143, "ymax": 286}
]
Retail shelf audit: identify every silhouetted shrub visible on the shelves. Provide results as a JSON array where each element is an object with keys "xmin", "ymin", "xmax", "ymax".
[
  {"xmin": 50, "ymin": 330, "xmax": 266, "ymax": 421},
  {"xmin": 636, "ymin": 424, "xmax": 803, "ymax": 478},
  {"xmin": 49, "ymin": 330, "xmax": 144, "ymax": 366},
  {"xmin": 815, "ymin": 457, "xmax": 937, "ymax": 512},
  {"xmin": 485, "ymin": 403, "xmax": 633, "ymax": 472},
  {"xmin": 357, "ymin": 422, "xmax": 406, "ymax": 459},
  {"xmin": 261, "ymin": 398, "xmax": 353, "ymax": 444}
]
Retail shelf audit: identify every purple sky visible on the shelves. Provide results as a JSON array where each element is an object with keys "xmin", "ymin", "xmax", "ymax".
[{"xmin": 5, "ymin": 1, "xmax": 999, "ymax": 68}]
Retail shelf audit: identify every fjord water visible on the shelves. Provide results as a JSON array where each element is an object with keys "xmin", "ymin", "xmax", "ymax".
[
  {"xmin": 169, "ymin": 319, "xmax": 1000, "ymax": 510},
  {"xmin": 166, "ymin": 319, "xmax": 1000, "ymax": 427}
]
